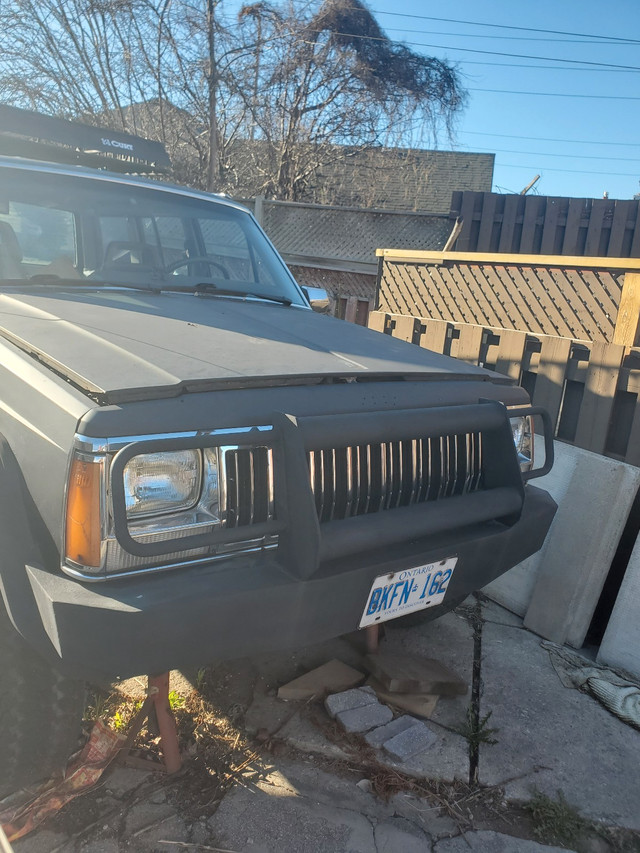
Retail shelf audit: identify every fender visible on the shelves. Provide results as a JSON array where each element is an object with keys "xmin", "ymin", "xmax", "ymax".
[{"xmin": 0, "ymin": 434, "xmax": 64, "ymax": 667}]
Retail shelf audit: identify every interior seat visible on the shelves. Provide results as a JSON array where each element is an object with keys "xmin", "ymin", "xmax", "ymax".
[{"xmin": 0, "ymin": 221, "xmax": 24, "ymax": 279}]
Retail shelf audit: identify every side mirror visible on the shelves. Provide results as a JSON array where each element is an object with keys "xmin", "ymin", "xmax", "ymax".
[{"xmin": 302, "ymin": 286, "xmax": 331, "ymax": 314}]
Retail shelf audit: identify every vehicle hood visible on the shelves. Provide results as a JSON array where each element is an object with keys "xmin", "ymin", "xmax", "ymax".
[{"xmin": 0, "ymin": 288, "xmax": 502, "ymax": 403}]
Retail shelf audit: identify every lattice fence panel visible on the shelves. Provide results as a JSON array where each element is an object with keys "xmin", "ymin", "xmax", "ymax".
[{"xmin": 380, "ymin": 260, "xmax": 624, "ymax": 343}]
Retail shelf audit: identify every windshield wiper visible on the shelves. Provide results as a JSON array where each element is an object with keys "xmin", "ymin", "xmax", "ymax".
[{"xmin": 194, "ymin": 283, "xmax": 292, "ymax": 306}]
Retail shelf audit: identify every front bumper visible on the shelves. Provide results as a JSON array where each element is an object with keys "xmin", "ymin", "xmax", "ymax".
[{"xmin": 25, "ymin": 485, "xmax": 556, "ymax": 682}]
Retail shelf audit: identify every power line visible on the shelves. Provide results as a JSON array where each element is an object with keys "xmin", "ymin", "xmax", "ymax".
[
  {"xmin": 458, "ymin": 129, "xmax": 640, "ymax": 149},
  {"xmin": 302, "ymin": 28, "xmax": 640, "ymax": 72},
  {"xmin": 462, "ymin": 146, "xmax": 640, "ymax": 163},
  {"xmin": 470, "ymin": 86, "xmax": 640, "ymax": 100},
  {"xmin": 368, "ymin": 8, "xmax": 640, "ymax": 45},
  {"xmin": 383, "ymin": 26, "xmax": 639, "ymax": 46},
  {"xmin": 496, "ymin": 163, "xmax": 639, "ymax": 177}
]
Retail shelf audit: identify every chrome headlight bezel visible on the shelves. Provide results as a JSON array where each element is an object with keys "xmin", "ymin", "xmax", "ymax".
[
  {"xmin": 509, "ymin": 414, "xmax": 534, "ymax": 473},
  {"xmin": 63, "ymin": 427, "xmax": 277, "ymax": 580}
]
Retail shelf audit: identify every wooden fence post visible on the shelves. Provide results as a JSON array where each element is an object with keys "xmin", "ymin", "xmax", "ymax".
[{"xmin": 613, "ymin": 272, "xmax": 640, "ymax": 346}]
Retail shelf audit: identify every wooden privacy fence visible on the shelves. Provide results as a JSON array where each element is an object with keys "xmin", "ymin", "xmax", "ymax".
[
  {"xmin": 449, "ymin": 191, "xmax": 640, "ymax": 257},
  {"xmin": 368, "ymin": 310, "xmax": 640, "ymax": 466},
  {"xmin": 377, "ymin": 250, "xmax": 640, "ymax": 345}
]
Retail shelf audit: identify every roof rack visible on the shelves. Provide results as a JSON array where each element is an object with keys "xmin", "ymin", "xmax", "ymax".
[{"xmin": 0, "ymin": 104, "xmax": 171, "ymax": 174}]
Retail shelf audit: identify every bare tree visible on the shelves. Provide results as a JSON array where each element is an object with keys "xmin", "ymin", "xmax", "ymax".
[
  {"xmin": 230, "ymin": 0, "xmax": 465, "ymax": 199},
  {"xmin": 0, "ymin": 0, "xmax": 466, "ymax": 199}
]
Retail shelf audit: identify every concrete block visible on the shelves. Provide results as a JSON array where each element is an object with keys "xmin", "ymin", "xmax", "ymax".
[
  {"xmin": 278, "ymin": 659, "xmax": 365, "ymax": 700},
  {"xmin": 336, "ymin": 701, "xmax": 393, "ymax": 733},
  {"xmin": 483, "ymin": 436, "xmax": 575, "ymax": 616},
  {"xmin": 382, "ymin": 721, "xmax": 437, "ymax": 760},
  {"xmin": 598, "ymin": 531, "xmax": 640, "ymax": 680},
  {"xmin": 364, "ymin": 715, "xmax": 418, "ymax": 748},
  {"xmin": 364, "ymin": 651, "xmax": 467, "ymax": 695},
  {"xmin": 324, "ymin": 685, "xmax": 376, "ymax": 719},
  {"xmin": 523, "ymin": 443, "xmax": 640, "ymax": 647},
  {"xmin": 366, "ymin": 675, "xmax": 439, "ymax": 719}
]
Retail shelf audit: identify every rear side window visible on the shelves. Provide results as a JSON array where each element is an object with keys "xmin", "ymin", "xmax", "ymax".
[{"xmin": 0, "ymin": 201, "xmax": 76, "ymax": 267}]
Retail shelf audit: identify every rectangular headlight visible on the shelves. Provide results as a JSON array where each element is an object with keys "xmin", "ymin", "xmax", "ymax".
[
  {"xmin": 124, "ymin": 449, "xmax": 202, "ymax": 518},
  {"xmin": 510, "ymin": 415, "xmax": 534, "ymax": 473}
]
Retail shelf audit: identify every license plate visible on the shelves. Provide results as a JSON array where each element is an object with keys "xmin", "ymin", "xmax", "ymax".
[{"xmin": 359, "ymin": 557, "xmax": 458, "ymax": 628}]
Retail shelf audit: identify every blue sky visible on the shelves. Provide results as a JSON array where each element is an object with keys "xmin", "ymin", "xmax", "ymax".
[{"xmin": 364, "ymin": 0, "xmax": 640, "ymax": 200}]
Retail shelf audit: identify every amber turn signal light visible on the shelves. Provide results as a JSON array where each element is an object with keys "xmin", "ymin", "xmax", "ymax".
[{"xmin": 65, "ymin": 457, "xmax": 101, "ymax": 567}]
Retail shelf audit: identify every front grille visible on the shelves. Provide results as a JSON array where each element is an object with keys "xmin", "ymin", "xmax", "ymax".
[
  {"xmin": 308, "ymin": 432, "xmax": 484, "ymax": 523},
  {"xmin": 223, "ymin": 446, "xmax": 275, "ymax": 528}
]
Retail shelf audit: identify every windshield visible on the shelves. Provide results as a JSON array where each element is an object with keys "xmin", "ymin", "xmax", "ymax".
[{"xmin": 0, "ymin": 166, "xmax": 306, "ymax": 305}]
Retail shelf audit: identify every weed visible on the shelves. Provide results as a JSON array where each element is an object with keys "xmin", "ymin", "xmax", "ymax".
[
  {"xmin": 525, "ymin": 790, "xmax": 587, "ymax": 847},
  {"xmin": 168, "ymin": 690, "xmax": 185, "ymax": 711},
  {"xmin": 195, "ymin": 667, "xmax": 207, "ymax": 691},
  {"xmin": 455, "ymin": 704, "xmax": 499, "ymax": 750}
]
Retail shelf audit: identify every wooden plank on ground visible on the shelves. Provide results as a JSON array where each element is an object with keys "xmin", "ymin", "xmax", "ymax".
[
  {"xmin": 494, "ymin": 329, "xmax": 527, "ymax": 381},
  {"xmin": 613, "ymin": 272, "xmax": 640, "ymax": 347},
  {"xmin": 531, "ymin": 335, "xmax": 572, "ymax": 428},
  {"xmin": 574, "ymin": 341, "xmax": 626, "ymax": 454}
]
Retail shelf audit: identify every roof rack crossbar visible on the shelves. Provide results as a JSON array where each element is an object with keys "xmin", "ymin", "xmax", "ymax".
[{"xmin": 0, "ymin": 104, "xmax": 171, "ymax": 173}]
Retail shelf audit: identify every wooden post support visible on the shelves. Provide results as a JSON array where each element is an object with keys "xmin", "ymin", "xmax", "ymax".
[{"xmin": 613, "ymin": 272, "xmax": 640, "ymax": 347}]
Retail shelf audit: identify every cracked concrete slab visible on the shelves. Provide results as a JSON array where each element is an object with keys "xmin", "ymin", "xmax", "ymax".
[
  {"xmin": 207, "ymin": 770, "xmax": 381, "ymax": 853},
  {"xmin": 435, "ymin": 829, "xmax": 577, "ymax": 852},
  {"xmin": 479, "ymin": 618, "xmax": 640, "ymax": 830}
]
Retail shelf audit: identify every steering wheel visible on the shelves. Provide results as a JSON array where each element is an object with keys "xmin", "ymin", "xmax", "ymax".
[{"xmin": 165, "ymin": 256, "xmax": 229, "ymax": 278}]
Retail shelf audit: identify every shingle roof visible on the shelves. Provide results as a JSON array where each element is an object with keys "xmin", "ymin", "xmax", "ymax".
[{"xmin": 262, "ymin": 202, "xmax": 450, "ymax": 266}]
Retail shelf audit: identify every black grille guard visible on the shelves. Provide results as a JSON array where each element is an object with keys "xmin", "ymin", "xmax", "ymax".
[{"xmin": 110, "ymin": 400, "xmax": 553, "ymax": 577}]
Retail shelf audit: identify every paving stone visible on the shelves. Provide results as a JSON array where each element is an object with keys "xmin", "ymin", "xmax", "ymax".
[
  {"xmin": 382, "ymin": 720, "xmax": 437, "ymax": 760},
  {"xmin": 479, "ymin": 620, "xmax": 640, "ymax": 830},
  {"xmin": 278, "ymin": 659, "xmax": 365, "ymax": 700},
  {"xmin": 364, "ymin": 714, "xmax": 418, "ymax": 748},
  {"xmin": 364, "ymin": 651, "xmax": 467, "ymax": 695},
  {"xmin": 374, "ymin": 816, "xmax": 431, "ymax": 852},
  {"xmin": 366, "ymin": 675, "xmax": 439, "ymax": 718},
  {"xmin": 336, "ymin": 701, "xmax": 393, "ymax": 733},
  {"xmin": 325, "ymin": 685, "xmax": 377, "ymax": 718},
  {"xmin": 435, "ymin": 829, "xmax": 576, "ymax": 852}
]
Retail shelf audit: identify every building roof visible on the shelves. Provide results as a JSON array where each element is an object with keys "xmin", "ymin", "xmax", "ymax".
[{"xmin": 261, "ymin": 201, "xmax": 451, "ymax": 272}]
